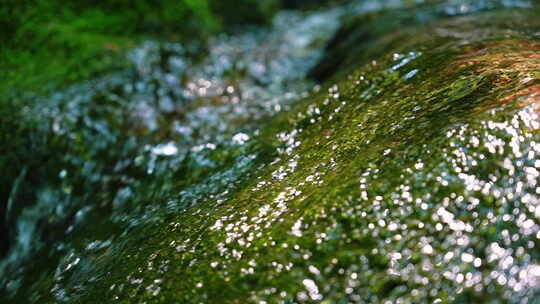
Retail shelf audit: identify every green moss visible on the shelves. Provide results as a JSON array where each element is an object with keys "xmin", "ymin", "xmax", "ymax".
[
  {"xmin": 3, "ymin": 3, "xmax": 540, "ymax": 303},
  {"xmin": 0, "ymin": 0, "xmax": 281, "ymax": 97},
  {"xmin": 45, "ymin": 8, "xmax": 540, "ymax": 304}
]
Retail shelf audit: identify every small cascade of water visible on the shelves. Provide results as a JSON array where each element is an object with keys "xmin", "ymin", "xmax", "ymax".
[
  {"xmin": 2, "ymin": 0, "xmax": 540, "ymax": 303},
  {"xmin": 0, "ymin": 5, "xmax": 345, "ymax": 301}
]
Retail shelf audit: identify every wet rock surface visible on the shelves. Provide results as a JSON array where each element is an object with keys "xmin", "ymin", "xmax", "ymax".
[{"xmin": 2, "ymin": 1, "xmax": 540, "ymax": 303}]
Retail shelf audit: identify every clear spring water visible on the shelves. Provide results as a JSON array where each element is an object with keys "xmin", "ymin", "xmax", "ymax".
[{"xmin": 2, "ymin": 0, "xmax": 540, "ymax": 303}]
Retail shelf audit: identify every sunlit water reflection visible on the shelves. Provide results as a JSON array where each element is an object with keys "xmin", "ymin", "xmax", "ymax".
[{"xmin": 2, "ymin": 0, "xmax": 540, "ymax": 303}]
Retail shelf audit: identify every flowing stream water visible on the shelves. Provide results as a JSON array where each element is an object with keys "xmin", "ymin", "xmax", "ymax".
[{"xmin": 2, "ymin": 0, "xmax": 540, "ymax": 303}]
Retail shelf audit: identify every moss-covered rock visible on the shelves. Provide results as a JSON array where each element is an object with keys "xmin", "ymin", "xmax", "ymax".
[
  {"xmin": 27, "ymin": 7, "xmax": 539, "ymax": 304},
  {"xmin": 3, "ymin": 2, "xmax": 540, "ymax": 304}
]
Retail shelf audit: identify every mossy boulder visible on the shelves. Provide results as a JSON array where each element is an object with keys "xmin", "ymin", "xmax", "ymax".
[
  {"xmin": 24, "ymin": 7, "xmax": 539, "ymax": 304},
  {"xmin": 2, "ymin": 3, "xmax": 540, "ymax": 304}
]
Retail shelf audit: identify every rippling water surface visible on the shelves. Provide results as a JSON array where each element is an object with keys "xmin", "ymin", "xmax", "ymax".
[{"xmin": 2, "ymin": 0, "xmax": 540, "ymax": 303}]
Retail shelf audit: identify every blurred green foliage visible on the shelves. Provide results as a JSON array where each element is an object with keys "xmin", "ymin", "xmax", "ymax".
[{"xmin": 0, "ymin": 0, "xmax": 281, "ymax": 96}]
